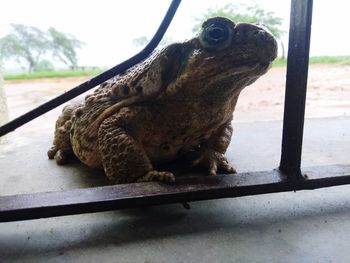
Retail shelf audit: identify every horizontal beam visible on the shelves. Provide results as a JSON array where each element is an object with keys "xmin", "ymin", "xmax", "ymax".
[{"xmin": 0, "ymin": 164, "xmax": 350, "ymax": 222}]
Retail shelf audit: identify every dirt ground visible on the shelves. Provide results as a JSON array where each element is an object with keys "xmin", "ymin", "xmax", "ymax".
[{"xmin": 2, "ymin": 64, "xmax": 350, "ymax": 131}]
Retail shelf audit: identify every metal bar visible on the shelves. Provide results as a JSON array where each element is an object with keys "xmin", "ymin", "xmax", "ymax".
[
  {"xmin": 1, "ymin": 164, "xmax": 349, "ymax": 223},
  {"xmin": 0, "ymin": 0, "xmax": 181, "ymax": 138},
  {"xmin": 279, "ymin": 0, "xmax": 313, "ymax": 178}
]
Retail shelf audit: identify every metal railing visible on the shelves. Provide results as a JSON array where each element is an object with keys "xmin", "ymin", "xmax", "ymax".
[{"xmin": 1, "ymin": 0, "xmax": 350, "ymax": 223}]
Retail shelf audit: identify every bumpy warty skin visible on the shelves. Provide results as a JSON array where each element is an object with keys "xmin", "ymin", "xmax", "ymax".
[{"xmin": 48, "ymin": 17, "xmax": 278, "ymax": 184}]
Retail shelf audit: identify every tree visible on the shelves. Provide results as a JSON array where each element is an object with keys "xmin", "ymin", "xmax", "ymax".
[
  {"xmin": 132, "ymin": 36, "xmax": 174, "ymax": 48},
  {"xmin": 0, "ymin": 24, "xmax": 50, "ymax": 72},
  {"xmin": 48, "ymin": 27, "xmax": 84, "ymax": 69},
  {"xmin": 133, "ymin": 36, "xmax": 149, "ymax": 47},
  {"xmin": 0, "ymin": 24, "xmax": 84, "ymax": 72},
  {"xmin": 35, "ymin": 59, "xmax": 55, "ymax": 72},
  {"xmin": 192, "ymin": 3, "xmax": 286, "ymax": 58}
]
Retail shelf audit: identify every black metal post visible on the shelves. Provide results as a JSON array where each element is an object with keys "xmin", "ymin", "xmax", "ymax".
[{"xmin": 279, "ymin": 0, "xmax": 313, "ymax": 179}]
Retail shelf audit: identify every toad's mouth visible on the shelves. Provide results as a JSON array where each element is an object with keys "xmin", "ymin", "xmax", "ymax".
[
  {"xmin": 227, "ymin": 56, "xmax": 273, "ymax": 73},
  {"xmin": 230, "ymin": 46, "xmax": 277, "ymax": 67}
]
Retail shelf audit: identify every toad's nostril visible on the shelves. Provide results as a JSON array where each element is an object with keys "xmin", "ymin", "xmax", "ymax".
[
  {"xmin": 254, "ymin": 30, "xmax": 265, "ymax": 38},
  {"xmin": 253, "ymin": 30, "xmax": 270, "ymax": 45}
]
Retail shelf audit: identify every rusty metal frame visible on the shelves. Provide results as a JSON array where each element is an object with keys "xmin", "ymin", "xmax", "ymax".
[{"xmin": 1, "ymin": 0, "xmax": 349, "ymax": 223}]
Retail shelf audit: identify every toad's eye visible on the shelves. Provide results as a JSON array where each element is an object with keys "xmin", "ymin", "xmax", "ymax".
[
  {"xmin": 206, "ymin": 24, "xmax": 228, "ymax": 43},
  {"xmin": 200, "ymin": 17, "xmax": 235, "ymax": 51}
]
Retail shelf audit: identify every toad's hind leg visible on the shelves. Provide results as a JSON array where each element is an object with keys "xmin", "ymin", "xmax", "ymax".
[
  {"xmin": 98, "ymin": 114, "xmax": 175, "ymax": 184},
  {"xmin": 48, "ymin": 103, "xmax": 80, "ymax": 165}
]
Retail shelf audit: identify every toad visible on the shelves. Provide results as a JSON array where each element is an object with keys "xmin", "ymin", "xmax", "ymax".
[{"xmin": 48, "ymin": 17, "xmax": 277, "ymax": 183}]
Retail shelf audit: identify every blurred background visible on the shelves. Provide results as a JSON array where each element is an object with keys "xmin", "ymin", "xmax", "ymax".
[{"xmin": 0, "ymin": 0, "xmax": 349, "ymax": 124}]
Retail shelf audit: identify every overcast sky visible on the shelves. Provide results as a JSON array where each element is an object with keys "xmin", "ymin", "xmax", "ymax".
[{"xmin": 1, "ymin": 0, "xmax": 349, "ymax": 68}]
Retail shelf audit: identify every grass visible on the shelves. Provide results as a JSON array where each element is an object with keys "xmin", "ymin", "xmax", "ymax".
[
  {"xmin": 309, "ymin": 56, "xmax": 350, "ymax": 65},
  {"xmin": 273, "ymin": 55, "xmax": 350, "ymax": 67},
  {"xmin": 3, "ymin": 55, "xmax": 350, "ymax": 80},
  {"xmin": 4, "ymin": 68, "xmax": 104, "ymax": 81},
  {"xmin": 272, "ymin": 58, "xmax": 287, "ymax": 67}
]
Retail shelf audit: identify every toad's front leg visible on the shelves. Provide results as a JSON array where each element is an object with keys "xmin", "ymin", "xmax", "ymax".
[
  {"xmin": 190, "ymin": 121, "xmax": 236, "ymax": 176},
  {"xmin": 97, "ymin": 112, "xmax": 175, "ymax": 184}
]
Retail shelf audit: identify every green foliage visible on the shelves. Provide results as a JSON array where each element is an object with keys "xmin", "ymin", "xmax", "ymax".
[
  {"xmin": 34, "ymin": 59, "xmax": 55, "ymax": 72},
  {"xmin": 271, "ymin": 57, "xmax": 286, "ymax": 67},
  {"xmin": 0, "ymin": 24, "xmax": 84, "ymax": 72},
  {"xmin": 4, "ymin": 68, "xmax": 103, "ymax": 80},
  {"xmin": 133, "ymin": 36, "xmax": 149, "ymax": 47},
  {"xmin": 0, "ymin": 24, "xmax": 50, "ymax": 72},
  {"xmin": 309, "ymin": 56, "xmax": 350, "ymax": 65},
  {"xmin": 132, "ymin": 36, "xmax": 174, "ymax": 48},
  {"xmin": 48, "ymin": 27, "xmax": 84, "ymax": 68},
  {"xmin": 272, "ymin": 56, "xmax": 350, "ymax": 68},
  {"xmin": 192, "ymin": 3, "xmax": 284, "ymax": 39}
]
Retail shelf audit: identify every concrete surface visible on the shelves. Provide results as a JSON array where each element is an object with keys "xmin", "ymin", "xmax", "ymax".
[{"xmin": 0, "ymin": 116, "xmax": 350, "ymax": 262}]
